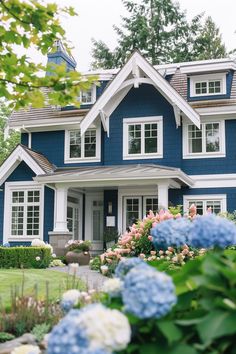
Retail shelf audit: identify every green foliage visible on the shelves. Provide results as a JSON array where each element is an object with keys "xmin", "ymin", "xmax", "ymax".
[
  {"xmin": 0, "ymin": 247, "xmax": 51, "ymax": 268},
  {"xmin": 107, "ymin": 249, "xmax": 236, "ymax": 353},
  {"xmin": 0, "ymin": 332, "xmax": 15, "ymax": 343},
  {"xmin": 0, "ymin": 101, "xmax": 20, "ymax": 165},
  {"xmin": 91, "ymin": 0, "xmax": 229, "ymax": 69},
  {"xmin": 66, "ymin": 240, "xmax": 91, "ymax": 253},
  {"xmin": 31, "ymin": 323, "xmax": 51, "ymax": 342},
  {"xmin": 89, "ymin": 256, "xmax": 101, "ymax": 271},
  {"xmin": 0, "ymin": 0, "xmax": 96, "ymax": 109}
]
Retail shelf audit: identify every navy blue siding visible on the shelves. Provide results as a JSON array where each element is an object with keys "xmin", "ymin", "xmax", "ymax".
[
  {"xmin": 103, "ymin": 190, "xmax": 118, "ymax": 229},
  {"xmin": 104, "ymin": 84, "xmax": 182, "ymax": 167},
  {"xmin": 21, "ymin": 133, "xmax": 28, "ymax": 146},
  {"xmin": 187, "ymin": 71, "xmax": 233, "ymax": 102}
]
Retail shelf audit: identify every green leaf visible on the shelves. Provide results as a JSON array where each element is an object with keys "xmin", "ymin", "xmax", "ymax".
[
  {"xmin": 157, "ymin": 320, "xmax": 182, "ymax": 344},
  {"xmin": 197, "ymin": 310, "xmax": 236, "ymax": 344}
]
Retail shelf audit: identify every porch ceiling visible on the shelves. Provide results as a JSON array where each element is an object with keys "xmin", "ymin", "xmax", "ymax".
[{"xmin": 34, "ymin": 164, "xmax": 193, "ymax": 188}]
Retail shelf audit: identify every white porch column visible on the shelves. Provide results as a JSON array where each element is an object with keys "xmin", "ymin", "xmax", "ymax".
[
  {"xmin": 158, "ymin": 182, "xmax": 169, "ymax": 209},
  {"xmin": 53, "ymin": 185, "xmax": 69, "ymax": 232}
]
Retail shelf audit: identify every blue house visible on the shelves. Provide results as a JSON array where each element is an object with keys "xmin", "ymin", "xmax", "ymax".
[{"xmin": 1, "ymin": 44, "xmax": 236, "ymax": 254}]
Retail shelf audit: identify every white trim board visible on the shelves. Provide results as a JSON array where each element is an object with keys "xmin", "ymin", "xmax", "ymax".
[
  {"xmin": 80, "ymin": 51, "xmax": 200, "ymax": 136},
  {"xmin": 189, "ymin": 73, "xmax": 227, "ymax": 98},
  {"xmin": 0, "ymin": 145, "xmax": 45, "ymax": 186},
  {"xmin": 191, "ymin": 174, "xmax": 236, "ymax": 188}
]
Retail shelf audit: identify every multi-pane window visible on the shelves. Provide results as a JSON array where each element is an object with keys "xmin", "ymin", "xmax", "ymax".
[
  {"xmin": 10, "ymin": 189, "xmax": 41, "ymax": 238},
  {"xmin": 144, "ymin": 197, "xmax": 158, "ymax": 215},
  {"xmin": 187, "ymin": 200, "xmax": 222, "ymax": 215},
  {"xmin": 195, "ymin": 80, "xmax": 221, "ymax": 95},
  {"xmin": 187, "ymin": 122, "xmax": 220, "ymax": 155},
  {"xmin": 69, "ymin": 129, "xmax": 97, "ymax": 159},
  {"xmin": 125, "ymin": 198, "xmax": 141, "ymax": 229},
  {"xmin": 124, "ymin": 117, "xmax": 162, "ymax": 159},
  {"xmin": 80, "ymin": 86, "xmax": 96, "ymax": 104}
]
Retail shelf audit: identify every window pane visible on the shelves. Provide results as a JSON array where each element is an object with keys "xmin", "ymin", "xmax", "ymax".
[
  {"xmin": 70, "ymin": 131, "xmax": 81, "ymax": 158},
  {"xmin": 189, "ymin": 201, "xmax": 203, "ymax": 215},
  {"xmin": 81, "ymin": 89, "xmax": 92, "ymax": 104},
  {"xmin": 144, "ymin": 123, "xmax": 158, "ymax": 153},
  {"xmin": 128, "ymin": 124, "xmax": 141, "ymax": 154},
  {"xmin": 12, "ymin": 191, "xmax": 24, "ymax": 204},
  {"xmin": 145, "ymin": 198, "xmax": 158, "ymax": 214},
  {"xmin": 27, "ymin": 205, "xmax": 40, "ymax": 236},
  {"xmin": 84, "ymin": 129, "xmax": 96, "ymax": 157},
  {"xmin": 195, "ymin": 82, "xmax": 207, "ymax": 94},
  {"xmin": 93, "ymin": 210, "xmax": 101, "ymax": 240},
  {"xmin": 125, "ymin": 198, "xmax": 140, "ymax": 228},
  {"xmin": 188, "ymin": 125, "xmax": 202, "ymax": 153},
  {"xmin": 11, "ymin": 206, "xmax": 24, "ymax": 236},
  {"xmin": 205, "ymin": 123, "xmax": 220, "ymax": 152},
  {"xmin": 209, "ymin": 80, "xmax": 221, "ymax": 94},
  {"xmin": 206, "ymin": 200, "xmax": 221, "ymax": 214},
  {"xmin": 27, "ymin": 190, "xmax": 40, "ymax": 203}
]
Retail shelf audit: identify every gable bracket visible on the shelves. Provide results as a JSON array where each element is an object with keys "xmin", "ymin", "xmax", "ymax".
[
  {"xmin": 99, "ymin": 109, "xmax": 110, "ymax": 137},
  {"xmin": 173, "ymin": 104, "xmax": 181, "ymax": 128}
]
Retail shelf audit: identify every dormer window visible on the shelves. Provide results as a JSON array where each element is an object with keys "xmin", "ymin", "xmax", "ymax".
[
  {"xmin": 80, "ymin": 85, "xmax": 96, "ymax": 105},
  {"xmin": 190, "ymin": 73, "xmax": 226, "ymax": 97}
]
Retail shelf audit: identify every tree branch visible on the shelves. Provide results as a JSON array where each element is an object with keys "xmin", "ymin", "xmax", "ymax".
[{"xmin": 0, "ymin": 0, "xmax": 32, "ymax": 26}]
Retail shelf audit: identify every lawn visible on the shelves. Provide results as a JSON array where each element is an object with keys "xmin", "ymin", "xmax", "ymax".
[{"xmin": 0, "ymin": 269, "xmax": 86, "ymax": 307}]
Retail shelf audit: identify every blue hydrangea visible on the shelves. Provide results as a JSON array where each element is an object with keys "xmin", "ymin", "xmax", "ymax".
[
  {"xmin": 115, "ymin": 257, "xmax": 149, "ymax": 280},
  {"xmin": 60, "ymin": 300, "xmax": 75, "ymax": 312},
  {"xmin": 189, "ymin": 214, "xmax": 236, "ymax": 249},
  {"xmin": 122, "ymin": 263, "xmax": 177, "ymax": 319},
  {"xmin": 3, "ymin": 242, "xmax": 10, "ymax": 247},
  {"xmin": 151, "ymin": 217, "xmax": 192, "ymax": 250}
]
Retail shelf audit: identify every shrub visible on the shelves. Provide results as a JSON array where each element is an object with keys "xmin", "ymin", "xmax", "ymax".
[
  {"xmin": 0, "ymin": 332, "xmax": 15, "ymax": 343},
  {"xmin": 0, "ymin": 247, "xmax": 51, "ymax": 268},
  {"xmin": 31, "ymin": 323, "xmax": 51, "ymax": 342}
]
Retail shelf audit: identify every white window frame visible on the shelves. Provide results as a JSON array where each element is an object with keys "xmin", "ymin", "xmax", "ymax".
[
  {"xmin": 80, "ymin": 85, "xmax": 96, "ymax": 105},
  {"xmin": 190, "ymin": 73, "xmax": 227, "ymax": 97},
  {"xmin": 182, "ymin": 117, "xmax": 225, "ymax": 159},
  {"xmin": 64, "ymin": 126, "xmax": 101, "ymax": 163},
  {"xmin": 3, "ymin": 182, "xmax": 44, "ymax": 243},
  {"xmin": 123, "ymin": 116, "xmax": 163, "ymax": 160},
  {"xmin": 183, "ymin": 194, "xmax": 227, "ymax": 215}
]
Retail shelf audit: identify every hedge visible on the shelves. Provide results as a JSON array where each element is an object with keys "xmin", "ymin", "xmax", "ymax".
[{"xmin": 0, "ymin": 247, "xmax": 51, "ymax": 269}]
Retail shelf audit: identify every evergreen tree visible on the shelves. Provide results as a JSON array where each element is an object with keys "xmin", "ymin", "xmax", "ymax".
[{"xmin": 91, "ymin": 0, "xmax": 228, "ymax": 69}]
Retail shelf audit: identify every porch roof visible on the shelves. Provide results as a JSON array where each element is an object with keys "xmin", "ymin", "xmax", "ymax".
[{"xmin": 34, "ymin": 164, "xmax": 194, "ymax": 188}]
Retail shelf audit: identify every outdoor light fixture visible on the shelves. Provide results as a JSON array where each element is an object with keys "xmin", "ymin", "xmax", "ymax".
[{"xmin": 108, "ymin": 201, "xmax": 113, "ymax": 215}]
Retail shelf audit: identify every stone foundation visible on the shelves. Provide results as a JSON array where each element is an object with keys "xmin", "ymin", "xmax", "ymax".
[{"xmin": 49, "ymin": 232, "xmax": 72, "ymax": 256}]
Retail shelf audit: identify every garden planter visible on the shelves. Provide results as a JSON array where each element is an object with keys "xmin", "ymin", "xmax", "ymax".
[{"xmin": 65, "ymin": 251, "xmax": 91, "ymax": 265}]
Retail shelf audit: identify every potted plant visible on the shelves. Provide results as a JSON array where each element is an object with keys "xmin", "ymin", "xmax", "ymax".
[{"xmin": 65, "ymin": 240, "xmax": 92, "ymax": 265}]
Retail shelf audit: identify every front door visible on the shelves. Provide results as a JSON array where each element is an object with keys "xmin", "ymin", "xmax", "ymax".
[{"xmin": 67, "ymin": 195, "xmax": 81, "ymax": 240}]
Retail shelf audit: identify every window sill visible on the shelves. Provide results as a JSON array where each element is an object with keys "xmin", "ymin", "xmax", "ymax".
[
  {"xmin": 64, "ymin": 158, "xmax": 101, "ymax": 164},
  {"xmin": 123, "ymin": 154, "xmax": 163, "ymax": 160},
  {"xmin": 183, "ymin": 153, "xmax": 225, "ymax": 159},
  {"xmin": 8, "ymin": 237, "xmax": 42, "ymax": 242}
]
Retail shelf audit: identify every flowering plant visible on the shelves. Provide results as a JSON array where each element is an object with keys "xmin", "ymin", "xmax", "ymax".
[{"xmin": 65, "ymin": 240, "xmax": 91, "ymax": 253}]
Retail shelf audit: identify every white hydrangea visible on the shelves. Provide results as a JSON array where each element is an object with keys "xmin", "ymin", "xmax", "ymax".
[
  {"xmin": 31, "ymin": 239, "xmax": 45, "ymax": 247},
  {"xmin": 62, "ymin": 289, "xmax": 81, "ymax": 304},
  {"xmin": 102, "ymin": 278, "xmax": 123, "ymax": 297},
  {"xmin": 44, "ymin": 243, "xmax": 53, "ymax": 254},
  {"xmin": 11, "ymin": 345, "xmax": 41, "ymax": 354},
  {"xmin": 78, "ymin": 304, "xmax": 131, "ymax": 352},
  {"xmin": 35, "ymin": 256, "xmax": 41, "ymax": 261}
]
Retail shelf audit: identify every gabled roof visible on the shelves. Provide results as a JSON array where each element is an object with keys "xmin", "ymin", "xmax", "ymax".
[
  {"xmin": 35, "ymin": 163, "xmax": 193, "ymax": 187},
  {"xmin": 0, "ymin": 144, "xmax": 55, "ymax": 186},
  {"xmin": 80, "ymin": 51, "xmax": 201, "ymax": 135}
]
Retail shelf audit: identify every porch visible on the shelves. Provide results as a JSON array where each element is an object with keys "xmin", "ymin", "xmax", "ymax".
[{"xmin": 35, "ymin": 164, "xmax": 193, "ymax": 255}]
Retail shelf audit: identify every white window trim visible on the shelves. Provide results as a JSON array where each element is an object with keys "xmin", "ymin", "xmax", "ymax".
[
  {"xmin": 3, "ymin": 182, "xmax": 44, "ymax": 243},
  {"xmin": 80, "ymin": 85, "xmax": 96, "ymax": 105},
  {"xmin": 182, "ymin": 117, "xmax": 226, "ymax": 159},
  {"xmin": 123, "ymin": 116, "xmax": 163, "ymax": 160},
  {"xmin": 64, "ymin": 125, "xmax": 101, "ymax": 163},
  {"xmin": 190, "ymin": 73, "xmax": 227, "ymax": 97},
  {"xmin": 183, "ymin": 194, "xmax": 227, "ymax": 215}
]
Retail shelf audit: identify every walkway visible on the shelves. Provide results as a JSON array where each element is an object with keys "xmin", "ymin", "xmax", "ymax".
[{"xmin": 50, "ymin": 265, "xmax": 106, "ymax": 290}]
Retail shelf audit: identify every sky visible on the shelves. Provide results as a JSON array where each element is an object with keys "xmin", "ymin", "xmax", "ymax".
[{"xmin": 47, "ymin": 0, "xmax": 236, "ymax": 71}]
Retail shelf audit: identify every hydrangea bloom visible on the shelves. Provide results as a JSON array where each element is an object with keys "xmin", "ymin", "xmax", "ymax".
[
  {"xmin": 114, "ymin": 257, "xmax": 148, "ymax": 280},
  {"xmin": 60, "ymin": 289, "xmax": 81, "ymax": 312},
  {"xmin": 151, "ymin": 217, "xmax": 192, "ymax": 250},
  {"xmin": 102, "ymin": 278, "xmax": 123, "ymax": 297},
  {"xmin": 48, "ymin": 305, "xmax": 131, "ymax": 354},
  {"xmin": 31, "ymin": 239, "xmax": 45, "ymax": 247},
  {"xmin": 122, "ymin": 263, "xmax": 177, "ymax": 319},
  {"xmin": 3, "ymin": 242, "xmax": 10, "ymax": 247},
  {"xmin": 189, "ymin": 214, "xmax": 236, "ymax": 249},
  {"xmin": 11, "ymin": 345, "xmax": 41, "ymax": 354}
]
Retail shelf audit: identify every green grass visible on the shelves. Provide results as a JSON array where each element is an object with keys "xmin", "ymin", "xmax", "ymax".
[{"xmin": 0, "ymin": 269, "xmax": 86, "ymax": 307}]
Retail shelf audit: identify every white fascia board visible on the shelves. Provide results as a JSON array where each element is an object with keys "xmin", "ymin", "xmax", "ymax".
[
  {"xmin": 81, "ymin": 51, "xmax": 200, "ymax": 134},
  {"xmin": 180, "ymin": 62, "xmax": 236, "ymax": 74},
  {"xmin": 0, "ymin": 145, "xmax": 45, "ymax": 186},
  {"xmin": 195, "ymin": 104, "xmax": 236, "ymax": 116},
  {"xmin": 191, "ymin": 174, "xmax": 236, "ymax": 188}
]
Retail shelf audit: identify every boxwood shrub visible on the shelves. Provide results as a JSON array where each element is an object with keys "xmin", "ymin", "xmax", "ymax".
[{"xmin": 0, "ymin": 247, "xmax": 51, "ymax": 268}]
